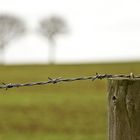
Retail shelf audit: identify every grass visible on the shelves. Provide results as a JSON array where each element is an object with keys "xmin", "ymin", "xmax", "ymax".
[
  {"xmin": 0, "ymin": 62, "xmax": 139, "ymax": 140},
  {"xmin": 0, "ymin": 92, "xmax": 107, "ymax": 140}
]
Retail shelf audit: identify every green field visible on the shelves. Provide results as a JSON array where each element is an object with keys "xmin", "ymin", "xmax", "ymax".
[{"xmin": 0, "ymin": 62, "xmax": 140, "ymax": 140}]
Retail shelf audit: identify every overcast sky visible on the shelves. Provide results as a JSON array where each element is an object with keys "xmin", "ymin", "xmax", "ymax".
[{"xmin": 0, "ymin": 0, "xmax": 140, "ymax": 64}]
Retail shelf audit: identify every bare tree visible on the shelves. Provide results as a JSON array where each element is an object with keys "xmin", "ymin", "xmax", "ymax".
[
  {"xmin": 0, "ymin": 14, "xmax": 25, "ymax": 64},
  {"xmin": 38, "ymin": 15, "xmax": 68, "ymax": 64}
]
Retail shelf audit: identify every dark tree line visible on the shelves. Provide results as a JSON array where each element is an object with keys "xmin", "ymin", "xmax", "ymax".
[{"xmin": 0, "ymin": 14, "xmax": 68, "ymax": 64}]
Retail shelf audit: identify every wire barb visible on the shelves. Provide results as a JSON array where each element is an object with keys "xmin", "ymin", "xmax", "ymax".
[
  {"xmin": 0, "ymin": 73, "xmax": 139, "ymax": 90},
  {"xmin": 48, "ymin": 77, "xmax": 61, "ymax": 84}
]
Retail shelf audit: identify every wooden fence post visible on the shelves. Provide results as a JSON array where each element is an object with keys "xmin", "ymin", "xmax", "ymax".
[{"xmin": 108, "ymin": 78, "xmax": 140, "ymax": 140}]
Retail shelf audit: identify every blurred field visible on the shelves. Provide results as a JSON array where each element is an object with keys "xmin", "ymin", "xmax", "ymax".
[{"xmin": 0, "ymin": 62, "xmax": 140, "ymax": 140}]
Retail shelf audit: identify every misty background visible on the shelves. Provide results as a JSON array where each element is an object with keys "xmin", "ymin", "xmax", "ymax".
[{"xmin": 0, "ymin": 0, "xmax": 140, "ymax": 64}]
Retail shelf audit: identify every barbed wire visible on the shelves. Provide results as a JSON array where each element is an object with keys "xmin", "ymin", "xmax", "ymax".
[{"xmin": 0, "ymin": 73, "xmax": 139, "ymax": 90}]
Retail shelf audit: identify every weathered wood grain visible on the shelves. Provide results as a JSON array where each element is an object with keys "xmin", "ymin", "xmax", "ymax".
[{"xmin": 108, "ymin": 79, "xmax": 140, "ymax": 140}]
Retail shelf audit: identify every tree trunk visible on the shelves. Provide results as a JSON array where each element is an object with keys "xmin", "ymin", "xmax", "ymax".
[
  {"xmin": 108, "ymin": 79, "xmax": 140, "ymax": 140},
  {"xmin": 0, "ymin": 44, "xmax": 5, "ymax": 64},
  {"xmin": 48, "ymin": 39, "xmax": 56, "ymax": 64}
]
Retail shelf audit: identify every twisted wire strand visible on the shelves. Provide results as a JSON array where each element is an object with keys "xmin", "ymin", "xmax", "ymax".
[{"xmin": 0, "ymin": 73, "xmax": 139, "ymax": 90}]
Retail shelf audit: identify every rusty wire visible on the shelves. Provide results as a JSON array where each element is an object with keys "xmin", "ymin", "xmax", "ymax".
[{"xmin": 0, "ymin": 73, "xmax": 139, "ymax": 90}]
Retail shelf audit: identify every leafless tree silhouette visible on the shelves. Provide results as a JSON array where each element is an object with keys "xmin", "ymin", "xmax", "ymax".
[
  {"xmin": 38, "ymin": 15, "xmax": 68, "ymax": 64},
  {"xmin": 0, "ymin": 14, "xmax": 25, "ymax": 64}
]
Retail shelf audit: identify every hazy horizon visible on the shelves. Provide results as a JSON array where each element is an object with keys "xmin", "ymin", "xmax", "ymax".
[{"xmin": 0, "ymin": 0, "xmax": 140, "ymax": 64}]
